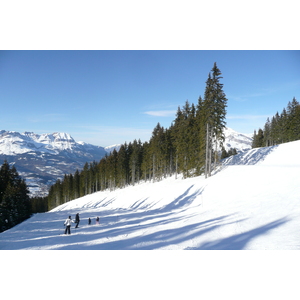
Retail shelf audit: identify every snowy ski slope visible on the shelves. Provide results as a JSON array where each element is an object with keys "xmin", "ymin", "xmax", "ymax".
[{"xmin": 1, "ymin": 140, "xmax": 299, "ymax": 250}]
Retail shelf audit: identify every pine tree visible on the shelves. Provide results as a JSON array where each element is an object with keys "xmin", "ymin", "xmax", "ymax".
[
  {"xmin": 116, "ymin": 144, "xmax": 128, "ymax": 188},
  {"xmin": 279, "ymin": 108, "xmax": 288, "ymax": 143},
  {"xmin": 130, "ymin": 139, "xmax": 142, "ymax": 186},
  {"xmin": 73, "ymin": 169, "xmax": 80, "ymax": 199},
  {"xmin": 80, "ymin": 162, "xmax": 90, "ymax": 196},
  {"xmin": 257, "ymin": 129, "xmax": 264, "ymax": 147},
  {"xmin": 221, "ymin": 147, "xmax": 228, "ymax": 159},
  {"xmin": 252, "ymin": 130, "xmax": 257, "ymax": 148},
  {"xmin": 263, "ymin": 118, "xmax": 271, "ymax": 146},
  {"xmin": 195, "ymin": 96, "xmax": 206, "ymax": 175},
  {"xmin": 294, "ymin": 102, "xmax": 300, "ymax": 140},
  {"xmin": 149, "ymin": 123, "xmax": 166, "ymax": 182},
  {"xmin": 287, "ymin": 97, "xmax": 300, "ymax": 141},
  {"xmin": 171, "ymin": 106, "xmax": 184, "ymax": 178},
  {"xmin": 141, "ymin": 141, "xmax": 151, "ymax": 182},
  {"xmin": 203, "ymin": 63, "xmax": 228, "ymax": 177}
]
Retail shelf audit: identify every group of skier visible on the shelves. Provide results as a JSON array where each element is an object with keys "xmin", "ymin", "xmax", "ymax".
[{"xmin": 64, "ymin": 213, "xmax": 100, "ymax": 234}]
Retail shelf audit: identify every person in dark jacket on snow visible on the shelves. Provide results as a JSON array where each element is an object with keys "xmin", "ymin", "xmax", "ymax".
[
  {"xmin": 64, "ymin": 216, "xmax": 74, "ymax": 234},
  {"xmin": 75, "ymin": 213, "xmax": 80, "ymax": 228}
]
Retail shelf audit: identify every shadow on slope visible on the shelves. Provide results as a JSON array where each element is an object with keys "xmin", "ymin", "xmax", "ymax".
[
  {"xmin": 1, "ymin": 184, "xmax": 289, "ymax": 250},
  {"xmin": 57, "ymin": 215, "xmax": 289, "ymax": 250},
  {"xmin": 188, "ymin": 217, "xmax": 289, "ymax": 250},
  {"xmin": 223, "ymin": 145, "xmax": 279, "ymax": 166},
  {"xmin": 0, "ymin": 186, "xmax": 203, "ymax": 250},
  {"xmin": 58, "ymin": 214, "xmax": 233, "ymax": 250}
]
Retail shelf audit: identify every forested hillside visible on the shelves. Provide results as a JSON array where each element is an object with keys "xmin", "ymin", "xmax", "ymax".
[
  {"xmin": 47, "ymin": 63, "xmax": 228, "ymax": 210},
  {"xmin": 0, "ymin": 161, "xmax": 31, "ymax": 232},
  {"xmin": 252, "ymin": 97, "xmax": 300, "ymax": 147}
]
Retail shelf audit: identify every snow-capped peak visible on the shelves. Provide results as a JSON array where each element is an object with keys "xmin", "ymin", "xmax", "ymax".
[
  {"xmin": 0, "ymin": 130, "xmax": 78, "ymax": 155},
  {"xmin": 223, "ymin": 127, "xmax": 253, "ymax": 152},
  {"xmin": 105, "ymin": 144, "xmax": 122, "ymax": 153}
]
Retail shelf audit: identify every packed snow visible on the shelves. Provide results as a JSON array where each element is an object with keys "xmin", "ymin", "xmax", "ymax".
[{"xmin": 1, "ymin": 140, "xmax": 299, "ymax": 250}]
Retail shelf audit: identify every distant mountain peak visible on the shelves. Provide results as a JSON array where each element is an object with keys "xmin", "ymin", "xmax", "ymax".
[
  {"xmin": 105, "ymin": 144, "xmax": 122, "ymax": 153},
  {"xmin": 223, "ymin": 127, "xmax": 253, "ymax": 152},
  {"xmin": 0, "ymin": 130, "xmax": 107, "ymax": 196},
  {"xmin": 0, "ymin": 130, "xmax": 79, "ymax": 155}
]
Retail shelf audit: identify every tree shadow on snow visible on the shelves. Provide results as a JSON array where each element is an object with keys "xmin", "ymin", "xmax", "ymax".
[
  {"xmin": 59, "ymin": 214, "xmax": 232, "ymax": 250},
  {"xmin": 223, "ymin": 145, "xmax": 279, "ymax": 166},
  {"xmin": 187, "ymin": 217, "xmax": 289, "ymax": 250},
  {"xmin": 2, "ymin": 185, "xmax": 289, "ymax": 250},
  {"xmin": 0, "ymin": 185, "xmax": 203, "ymax": 250}
]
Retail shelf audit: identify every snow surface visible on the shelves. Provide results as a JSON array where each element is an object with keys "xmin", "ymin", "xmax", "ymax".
[{"xmin": 1, "ymin": 140, "xmax": 299, "ymax": 250}]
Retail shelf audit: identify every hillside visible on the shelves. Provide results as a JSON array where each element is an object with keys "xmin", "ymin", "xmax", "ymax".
[{"xmin": 1, "ymin": 140, "xmax": 299, "ymax": 250}]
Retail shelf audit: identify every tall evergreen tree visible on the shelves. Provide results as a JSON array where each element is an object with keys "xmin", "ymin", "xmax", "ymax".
[
  {"xmin": 195, "ymin": 96, "xmax": 206, "ymax": 175},
  {"xmin": 287, "ymin": 97, "xmax": 300, "ymax": 141},
  {"xmin": 116, "ymin": 144, "xmax": 128, "ymax": 188},
  {"xmin": 73, "ymin": 169, "xmax": 80, "ymax": 199},
  {"xmin": 203, "ymin": 63, "xmax": 228, "ymax": 177},
  {"xmin": 263, "ymin": 118, "xmax": 271, "ymax": 146}
]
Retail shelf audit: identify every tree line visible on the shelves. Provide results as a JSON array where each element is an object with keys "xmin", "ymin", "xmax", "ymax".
[
  {"xmin": 0, "ymin": 161, "xmax": 32, "ymax": 232},
  {"xmin": 47, "ymin": 63, "xmax": 228, "ymax": 210},
  {"xmin": 252, "ymin": 97, "xmax": 300, "ymax": 148}
]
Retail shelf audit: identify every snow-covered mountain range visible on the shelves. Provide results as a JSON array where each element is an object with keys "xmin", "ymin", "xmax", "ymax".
[
  {"xmin": 0, "ymin": 130, "xmax": 107, "ymax": 196},
  {"xmin": 0, "ymin": 128, "xmax": 252, "ymax": 196},
  {"xmin": 0, "ymin": 130, "xmax": 105, "ymax": 155}
]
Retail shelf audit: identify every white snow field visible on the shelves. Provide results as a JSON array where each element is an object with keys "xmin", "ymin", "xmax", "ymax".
[{"xmin": 1, "ymin": 140, "xmax": 300, "ymax": 250}]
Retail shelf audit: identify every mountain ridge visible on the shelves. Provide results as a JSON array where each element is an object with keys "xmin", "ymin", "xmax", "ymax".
[{"xmin": 0, "ymin": 130, "xmax": 108, "ymax": 196}]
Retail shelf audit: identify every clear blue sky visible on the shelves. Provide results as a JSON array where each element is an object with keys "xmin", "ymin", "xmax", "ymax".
[{"xmin": 0, "ymin": 50, "xmax": 299, "ymax": 146}]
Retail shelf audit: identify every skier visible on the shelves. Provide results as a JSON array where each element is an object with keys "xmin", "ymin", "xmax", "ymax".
[
  {"xmin": 75, "ymin": 213, "xmax": 80, "ymax": 228},
  {"xmin": 88, "ymin": 218, "xmax": 91, "ymax": 225},
  {"xmin": 64, "ymin": 216, "xmax": 74, "ymax": 234},
  {"xmin": 96, "ymin": 216, "xmax": 99, "ymax": 225}
]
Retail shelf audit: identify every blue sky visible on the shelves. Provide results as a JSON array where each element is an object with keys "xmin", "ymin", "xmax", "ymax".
[{"xmin": 0, "ymin": 50, "xmax": 299, "ymax": 146}]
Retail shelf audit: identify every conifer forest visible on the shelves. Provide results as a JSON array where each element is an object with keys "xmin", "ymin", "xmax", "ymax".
[
  {"xmin": 0, "ymin": 161, "xmax": 31, "ymax": 232},
  {"xmin": 252, "ymin": 97, "xmax": 300, "ymax": 148}
]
